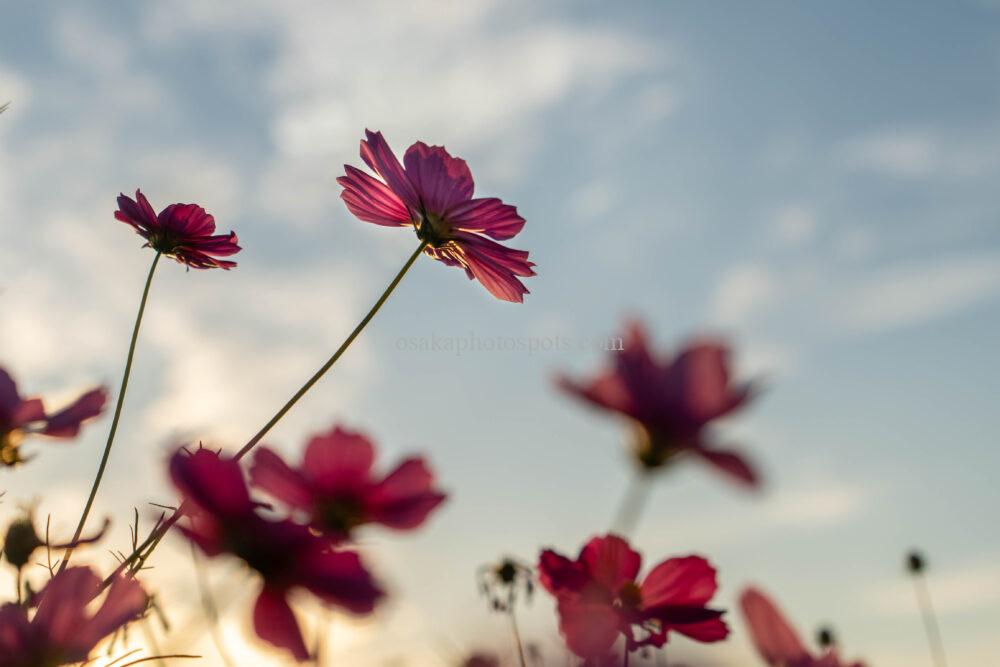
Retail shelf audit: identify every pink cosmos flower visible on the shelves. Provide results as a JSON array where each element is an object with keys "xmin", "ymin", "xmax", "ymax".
[
  {"xmin": 0, "ymin": 566, "xmax": 147, "ymax": 666},
  {"xmin": 538, "ymin": 534, "xmax": 728, "ymax": 660},
  {"xmin": 115, "ymin": 190, "xmax": 241, "ymax": 269},
  {"xmin": 558, "ymin": 321, "xmax": 759, "ymax": 487},
  {"xmin": 337, "ymin": 130, "xmax": 534, "ymax": 302},
  {"xmin": 170, "ymin": 447, "xmax": 384, "ymax": 661},
  {"xmin": 0, "ymin": 367, "xmax": 107, "ymax": 466},
  {"xmin": 460, "ymin": 654, "xmax": 500, "ymax": 667},
  {"xmin": 249, "ymin": 424, "xmax": 446, "ymax": 540},
  {"xmin": 740, "ymin": 588, "xmax": 866, "ymax": 667}
]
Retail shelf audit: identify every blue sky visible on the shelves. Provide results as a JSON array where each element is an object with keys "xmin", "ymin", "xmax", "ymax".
[{"xmin": 1, "ymin": 1, "xmax": 999, "ymax": 665}]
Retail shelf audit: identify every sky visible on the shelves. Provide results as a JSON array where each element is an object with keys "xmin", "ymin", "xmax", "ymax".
[{"xmin": 1, "ymin": 1, "xmax": 999, "ymax": 665}]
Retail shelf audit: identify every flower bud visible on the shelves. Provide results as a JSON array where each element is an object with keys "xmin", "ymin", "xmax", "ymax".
[{"xmin": 3, "ymin": 516, "xmax": 42, "ymax": 570}]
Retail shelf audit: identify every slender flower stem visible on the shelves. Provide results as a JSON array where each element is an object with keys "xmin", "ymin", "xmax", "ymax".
[
  {"xmin": 190, "ymin": 542, "xmax": 236, "ymax": 667},
  {"xmin": 509, "ymin": 608, "xmax": 527, "ymax": 667},
  {"xmin": 101, "ymin": 243, "xmax": 426, "ymax": 590},
  {"xmin": 912, "ymin": 571, "xmax": 948, "ymax": 667},
  {"xmin": 61, "ymin": 252, "xmax": 161, "ymax": 572},
  {"xmin": 622, "ymin": 648, "xmax": 629, "ymax": 667},
  {"xmin": 612, "ymin": 472, "xmax": 651, "ymax": 537},
  {"xmin": 234, "ymin": 240, "xmax": 426, "ymax": 461}
]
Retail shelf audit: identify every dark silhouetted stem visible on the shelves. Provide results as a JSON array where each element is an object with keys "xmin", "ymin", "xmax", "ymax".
[
  {"xmin": 61, "ymin": 252, "xmax": 161, "ymax": 572},
  {"xmin": 233, "ymin": 240, "xmax": 426, "ymax": 461},
  {"xmin": 101, "ymin": 243, "xmax": 426, "ymax": 589},
  {"xmin": 190, "ymin": 542, "xmax": 236, "ymax": 667},
  {"xmin": 509, "ymin": 608, "xmax": 527, "ymax": 667},
  {"xmin": 612, "ymin": 472, "xmax": 651, "ymax": 536},
  {"xmin": 912, "ymin": 571, "xmax": 948, "ymax": 667}
]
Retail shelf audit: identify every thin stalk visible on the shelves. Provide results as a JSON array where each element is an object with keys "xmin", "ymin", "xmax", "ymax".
[
  {"xmin": 190, "ymin": 542, "xmax": 236, "ymax": 667},
  {"xmin": 509, "ymin": 608, "xmax": 527, "ymax": 667},
  {"xmin": 912, "ymin": 572, "xmax": 948, "ymax": 667},
  {"xmin": 612, "ymin": 472, "xmax": 651, "ymax": 537},
  {"xmin": 234, "ymin": 240, "xmax": 426, "ymax": 461},
  {"xmin": 61, "ymin": 252, "xmax": 161, "ymax": 572},
  {"xmin": 101, "ymin": 242, "xmax": 426, "ymax": 590}
]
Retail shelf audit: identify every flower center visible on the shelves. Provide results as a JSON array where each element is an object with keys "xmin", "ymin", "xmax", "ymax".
[
  {"xmin": 632, "ymin": 423, "xmax": 683, "ymax": 470},
  {"xmin": 0, "ymin": 429, "xmax": 25, "ymax": 467},
  {"xmin": 617, "ymin": 581, "xmax": 643, "ymax": 610},
  {"xmin": 316, "ymin": 496, "xmax": 365, "ymax": 535},
  {"xmin": 147, "ymin": 229, "xmax": 183, "ymax": 254},
  {"xmin": 415, "ymin": 211, "xmax": 453, "ymax": 247},
  {"xmin": 223, "ymin": 526, "xmax": 292, "ymax": 581}
]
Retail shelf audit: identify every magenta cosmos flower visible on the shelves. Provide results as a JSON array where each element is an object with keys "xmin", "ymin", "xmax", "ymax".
[
  {"xmin": 0, "ymin": 367, "xmax": 107, "ymax": 467},
  {"xmin": 170, "ymin": 447, "xmax": 384, "ymax": 661},
  {"xmin": 558, "ymin": 321, "xmax": 759, "ymax": 487},
  {"xmin": 115, "ymin": 190, "xmax": 241, "ymax": 269},
  {"xmin": 740, "ymin": 588, "xmax": 866, "ymax": 667},
  {"xmin": 337, "ymin": 130, "xmax": 534, "ymax": 302},
  {"xmin": 250, "ymin": 424, "xmax": 446, "ymax": 541},
  {"xmin": 0, "ymin": 566, "xmax": 147, "ymax": 666},
  {"xmin": 538, "ymin": 534, "xmax": 728, "ymax": 660}
]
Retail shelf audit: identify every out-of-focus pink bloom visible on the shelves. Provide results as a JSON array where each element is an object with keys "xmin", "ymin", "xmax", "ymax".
[
  {"xmin": 538, "ymin": 534, "xmax": 728, "ymax": 660},
  {"xmin": 0, "ymin": 367, "xmax": 107, "ymax": 466},
  {"xmin": 115, "ymin": 189, "xmax": 241, "ymax": 269},
  {"xmin": 740, "ymin": 588, "xmax": 866, "ymax": 667},
  {"xmin": 0, "ymin": 566, "xmax": 147, "ymax": 666},
  {"xmin": 558, "ymin": 321, "xmax": 759, "ymax": 487},
  {"xmin": 337, "ymin": 129, "xmax": 534, "ymax": 302},
  {"xmin": 170, "ymin": 447, "xmax": 384, "ymax": 661},
  {"xmin": 250, "ymin": 424, "xmax": 446, "ymax": 541},
  {"xmin": 460, "ymin": 653, "xmax": 500, "ymax": 667}
]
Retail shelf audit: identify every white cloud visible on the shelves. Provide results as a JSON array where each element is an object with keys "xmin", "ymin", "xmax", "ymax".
[
  {"xmin": 770, "ymin": 204, "xmax": 817, "ymax": 248},
  {"xmin": 567, "ymin": 179, "xmax": 616, "ymax": 223},
  {"xmin": 865, "ymin": 555, "xmax": 1000, "ymax": 617},
  {"xmin": 767, "ymin": 483, "xmax": 866, "ymax": 527},
  {"xmin": 142, "ymin": 1, "xmax": 663, "ymax": 222},
  {"xmin": 0, "ymin": 62, "xmax": 30, "ymax": 120},
  {"xmin": 836, "ymin": 225, "xmax": 877, "ymax": 261},
  {"xmin": 654, "ymin": 479, "xmax": 869, "ymax": 550},
  {"xmin": 840, "ymin": 126, "xmax": 1000, "ymax": 180},
  {"xmin": 842, "ymin": 130, "xmax": 937, "ymax": 178},
  {"xmin": 140, "ymin": 264, "xmax": 377, "ymax": 445},
  {"xmin": 52, "ymin": 9, "xmax": 130, "ymax": 75},
  {"xmin": 834, "ymin": 254, "xmax": 1000, "ymax": 334},
  {"xmin": 711, "ymin": 263, "xmax": 777, "ymax": 327}
]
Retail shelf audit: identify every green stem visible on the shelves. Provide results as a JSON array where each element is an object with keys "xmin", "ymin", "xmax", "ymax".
[
  {"xmin": 190, "ymin": 542, "xmax": 236, "ymax": 667},
  {"xmin": 612, "ymin": 472, "xmax": 651, "ymax": 537},
  {"xmin": 61, "ymin": 252, "xmax": 161, "ymax": 572},
  {"xmin": 509, "ymin": 608, "xmax": 527, "ymax": 667},
  {"xmin": 913, "ymin": 572, "xmax": 948, "ymax": 667},
  {"xmin": 101, "ymin": 242, "xmax": 426, "ymax": 589},
  {"xmin": 234, "ymin": 240, "xmax": 426, "ymax": 461}
]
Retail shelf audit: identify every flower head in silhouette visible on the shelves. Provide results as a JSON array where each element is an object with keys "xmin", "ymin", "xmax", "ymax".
[
  {"xmin": 477, "ymin": 556, "xmax": 534, "ymax": 614},
  {"xmin": 538, "ymin": 534, "xmax": 728, "ymax": 660},
  {"xmin": 0, "ymin": 566, "xmax": 147, "ymax": 665},
  {"xmin": 170, "ymin": 447, "xmax": 384, "ymax": 661},
  {"xmin": 740, "ymin": 587, "xmax": 866, "ymax": 667},
  {"xmin": 0, "ymin": 367, "xmax": 107, "ymax": 467},
  {"xmin": 558, "ymin": 321, "xmax": 759, "ymax": 487},
  {"xmin": 115, "ymin": 190, "xmax": 241, "ymax": 269},
  {"xmin": 3, "ymin": 511, "xmax": 109, "ymax": 571},
  {"xmin": 250, "ymin": 424, "xmax": 446, "ymax": 541},
  {"xmin": 338, "ymin": 129, "xmax": 534, "ymax": 302}
]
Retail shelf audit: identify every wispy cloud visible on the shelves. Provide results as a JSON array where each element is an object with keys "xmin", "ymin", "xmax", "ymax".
[{"xmin": 834, "ymin": 254, "xmax": 1000, "ymax": 334}]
